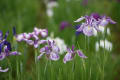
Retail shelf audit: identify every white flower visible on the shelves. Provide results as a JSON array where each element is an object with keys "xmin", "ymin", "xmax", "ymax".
[
  {"xmin": 95, "ymin": 39, "xmax": 112, "ymax": 51},
  {"xmin": 107, "ymin": 28, "xmax": 111, "ymax": 35},
  {"xmin": 46, "ymin": 1, "xmax": 58, "ymax": 17}
]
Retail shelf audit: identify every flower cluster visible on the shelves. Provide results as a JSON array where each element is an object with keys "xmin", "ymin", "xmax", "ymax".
[
  {"xmin": 15, "ymin": 27, "xmax": 48, "ymax": 48},
  {"xmin": 0, "ymin": 30, "xmax": 20, "ymax": 72},
  {"xmin": 74, "ymin": 13, "xmax": 116, "ymax": 36}
]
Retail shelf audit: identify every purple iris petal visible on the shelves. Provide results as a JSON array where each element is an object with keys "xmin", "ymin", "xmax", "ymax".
[
  {"xmin": 0, "ymin": 44, "xmax": 2, "ymax": 54},
  {"xmin": 0, "ymin": 67, "xmax": 9, "ymax": 72},
  {"xmin": 91, "ymin": 13, "xmax": 101, "ymax": 21},
  {"xmin": 40, "ymin": 47, "xmax": 46, "ymax": 53},
  {"xmin": 38, "ymin": 40, "xmax": 47, "ymax": 44},
  {"xmin": 4, "ymin": 41, "xmax": 12, "ymax": 51},
  {"xmin": 34, "ymin": 40, "xmax": 39, "ymax": 48},
  {"xmin": 26, "ymin": 40, "xmax": 34, "ymax": 45},
  {"xmin": 72, "ymin": 45, "xmax": 75, "ymax": 51},
  {"xmin": 9, "ymin": 51, "xmax": 21, "ymax": 55},
  {"xmin": 107, "ymin": 17, "xmax": 116, "ymax": 24},
  {"xmin": 49, "ymin": 52, "xmax": 59, "ymax": 61},
  {"xmin": 74, "ymin": 16, "xmax": 85, "ymax": 22},
  {"xmin": 52, "ymin": 46, "xmax": 60, "ymax": 53},
  {"xmin": 63, "ymin": 53, "xmax": 72, "ymax": 63},
  {"xmin": 40, "ymin": 29, "xmax": 48, "ymax": 37},
  {"xmin": 77, "ymin": 50, "xmax": 87, "ymax": 58},
  {"xmin": 83, "ymin": 26, "xmax": 94, "ymax": 36},
  {"xmin": 0, "ymin": 53, "xmax": 6, "ymax": 61}
]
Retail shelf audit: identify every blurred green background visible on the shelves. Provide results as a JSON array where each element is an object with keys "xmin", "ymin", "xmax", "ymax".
[{"xmin": 0, "ymin": 0, "xmax": 120, "ymax": 80}]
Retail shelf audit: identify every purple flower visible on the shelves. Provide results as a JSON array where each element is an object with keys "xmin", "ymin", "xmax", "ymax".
[
  {"xmin": 63, "ymin": 45, "xmax": 87, "ymax": 63},
  {"xmin": 0, "ymin": 30, "xmax": 21, "ymax": 61},
  {"xmin": 74, "ymin": 13, "xmax": 116, "ymax": 36},
  {"xmin": 60, "ymin": 21, "xmax": 71, "ymax": 30},
  {"xmin": 15, "ymin": 27, "xmax": 48, "ymax": 48},
  {"xmin": 82, "ymin": 0, "xmax": 88, "ymax": 6},
  {"xmin": 0, "ymin": 67, "xmax": 9, "ymax": 72},
  {"xmin": 38, "ymin": 40, "xmax": 60, "ymax": 61}
]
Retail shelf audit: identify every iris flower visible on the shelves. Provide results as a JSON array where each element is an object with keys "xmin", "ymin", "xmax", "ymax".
[
  {"xmin": 14, "ymin": 27, "xmax": 48, "ymax": 48},
  {"xmin": 0, "ymin": 30, "xmax": 20, "ymax": 72},
  {"xmin": 0, "ymin": 31, "xmax": 20, "ymax": 61},
  {"xmin": 74, "ymin": 13, "xmax": 116, "ymax": 36},
  {"xmin": 63, "ymin": 45, "xmax": 87, "ymax": 63},
  {"xmin": 37, "ymin": 40, "xmax": 60, "ymax": 61}
]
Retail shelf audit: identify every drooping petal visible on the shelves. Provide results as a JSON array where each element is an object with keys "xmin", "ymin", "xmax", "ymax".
[
  {"xmin": 34, "ymin": 40, "xmax": 39, "ymax": 48},
  {"xmin": 52, "ymin": 46, "xmax": 60, "ymax": 53},
  {"xmin": 83, "ymin": 26, "xmax": 94, "ymax": 36},
  {"xmin": 0, "ymin": 52, "xmax": 6, "ymax": 61},
  {"xmin": 49, "ymin": 52, "xmax": 59, "ymax": 61},
  {"xmin": 9, "ymin": 51, "xmax": 21, "ymax": 55},
  {"xmin": 0, "ymin": 67, "xmax": 9, "ymax": 72},
  {"xmin": 99, "ymin": 19, "xmax": 109, "ymax": 27},
  {"xmin": 40, "ymin": 47, "xmax": 46, "ymax": 53},
  {"xmin": 63, "ymin": 53, "xmax": 73, "ymax": 63},
  {"xmin": 38, "ymin": 40, "xmax": 47, "ymax": 44},
  {"xmin": 77, "ymin": 50, "xmax": 87, "ymax": 58},
  {"xmin": 107, "ymin": 17, "xmax": 116, "ymax": 24},
  {"xmin": 25, "ymin": 40, "xmax": 34, "ymax": 45}
]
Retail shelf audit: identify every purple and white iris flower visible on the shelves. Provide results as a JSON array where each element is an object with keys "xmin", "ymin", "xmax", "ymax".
[
  {"xmin": 14, "ymin": 27, "xmax": 48, "ymax": 48},
  {"xmin": 63, "ymin": 45, "xmax": 87, "ymax": 63},
  {"xmin": 37, "ymin": 40, "xmax": 60, "ymax": 61},
  {"xmin": 0, "ymin": 30, "xmax": 20, "ymax": 72},
  {"xmin": 74, "ymin": 13, "xmax": 116, "ymax": 36},
  {"xmin": 0, "ymin": 30, "xmax": 20, "ymax": 61}
]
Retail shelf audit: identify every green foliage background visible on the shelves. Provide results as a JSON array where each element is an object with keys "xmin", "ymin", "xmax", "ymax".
[{"xmin": 0, "ymin": 0, "xmax": 120, "ymax": 80}]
